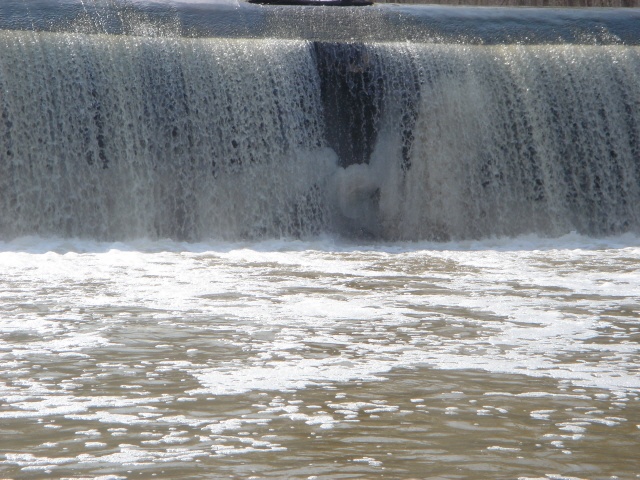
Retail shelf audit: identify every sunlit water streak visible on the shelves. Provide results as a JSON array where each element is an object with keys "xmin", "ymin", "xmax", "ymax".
[{"xmin": 0, "ymin": 234, "xmax": 638, "ymax": 478}]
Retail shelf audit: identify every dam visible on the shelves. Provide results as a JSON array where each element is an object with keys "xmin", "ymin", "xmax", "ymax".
[
  {"xmin": 0, "ymin": 2, "xmax": 639, "ymax": 479},
  {"xmin": 1, "ymin": 1, "xmax": 639, "ymax": 241}
]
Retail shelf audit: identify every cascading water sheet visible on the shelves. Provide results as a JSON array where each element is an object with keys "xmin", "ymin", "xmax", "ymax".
[
  {"xmin": 1, "ymin": 31, "xmax": 639, "ymax": 241},
  {"xmin": 371, "ymin": 43, "xmax": 640, "ymax": 240},
  {"xmin": 0, "ymin": 32, "xmax": 334, "ymax": 240}
]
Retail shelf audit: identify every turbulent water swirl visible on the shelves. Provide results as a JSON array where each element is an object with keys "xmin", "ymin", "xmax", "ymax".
[{"xmin": 0, "ymin": 30, "xmax": 639, "ymax": 241}]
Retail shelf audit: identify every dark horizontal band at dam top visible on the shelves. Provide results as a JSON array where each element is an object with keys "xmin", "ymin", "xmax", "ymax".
[
  {"xmin": 374, "ymin": 0, "xmax": 639, "ymax": 5},
  {"xmin": 252, "ymin": 0, "xmax": 638, "ymax": 6},
  {"xmin": 252, "ymin": 0, "xmax": 640, "ymax": 5}
]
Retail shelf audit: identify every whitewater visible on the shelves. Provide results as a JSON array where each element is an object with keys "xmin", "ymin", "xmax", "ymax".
[{"xmin": 1, "ymin": 233, "xmax": 638, "ymax": 478}]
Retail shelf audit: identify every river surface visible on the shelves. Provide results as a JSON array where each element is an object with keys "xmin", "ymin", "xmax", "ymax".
[{"xmin": 1, "ymin": 234, "xmax": 638, "ymax": 479}]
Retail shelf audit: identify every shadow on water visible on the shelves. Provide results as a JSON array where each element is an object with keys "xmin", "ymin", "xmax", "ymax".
[{"xmin": 1, "ymin": 231, "xmax": 638, "ymax": 255}]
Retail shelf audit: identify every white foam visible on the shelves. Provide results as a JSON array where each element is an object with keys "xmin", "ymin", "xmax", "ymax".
[
  {"xmin": 1, "ymin": 234, "xmax": 639, "ymax": 416},
  {"xmin": 192, "ymin": 359, "xmax": 389, "ymax": 396}
]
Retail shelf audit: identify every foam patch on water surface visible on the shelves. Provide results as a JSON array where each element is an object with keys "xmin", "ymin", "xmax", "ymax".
[{"xmin": 191, "ymin": 358, "xmax": 390, "ymax": 395}]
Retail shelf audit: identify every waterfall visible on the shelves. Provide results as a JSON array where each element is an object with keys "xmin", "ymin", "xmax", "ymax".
[
  {"xmin": 0, "ymin": 32, "xmax": 334, "ymax": 240},
  {"xmin": 0, "ymin": 24, "xmax": 639, "ymax": 241},
  {"xmin": 372, "ymin": 43, "xmax": 640, "ymax": 240}
]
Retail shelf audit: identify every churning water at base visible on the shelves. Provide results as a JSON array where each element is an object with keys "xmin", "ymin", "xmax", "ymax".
[{"xmin": 0, "ymin": 235, "xmax": 638, "ymax": 478}]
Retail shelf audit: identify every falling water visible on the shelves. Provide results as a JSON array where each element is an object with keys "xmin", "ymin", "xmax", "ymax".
[{"xmin": 0, "ymin": 29, "xmax": 639, "ymax": 241}]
